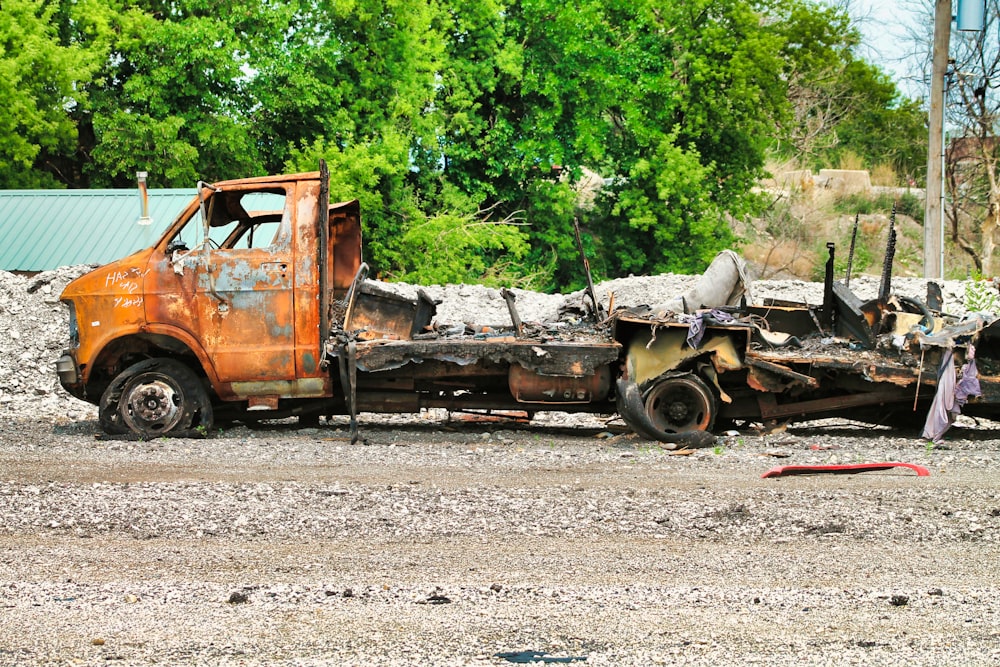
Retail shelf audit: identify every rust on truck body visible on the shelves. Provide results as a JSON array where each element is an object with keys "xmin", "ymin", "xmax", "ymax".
[
  {"xmin": 56, "ymin": 166, "xmax": 1000, "ymax": 443},
  {"xmin": 60, "ymin": 172, "xmax": 360, "ymax": 403}
]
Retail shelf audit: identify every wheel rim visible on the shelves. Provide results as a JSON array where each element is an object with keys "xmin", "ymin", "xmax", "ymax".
[
  {"xmin": 121, "ymin": 373, "xmax": 184, "ymax": 434},
  {"xmin": 644, "ymin": 375, "xmax": 715, "ymax": 434}
]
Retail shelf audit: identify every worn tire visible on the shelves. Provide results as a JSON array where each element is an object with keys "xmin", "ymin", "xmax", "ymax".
[
  {"xmin": 643, "ymin": 374, "xmax": 717, "ymax": 435},
  {"xmin": 616, "ymin": 376, "xmax": 718, "ymax": 448},
  {"xmin": 99, "ymin": 358, "xmax": 213, "ymax": 438}
]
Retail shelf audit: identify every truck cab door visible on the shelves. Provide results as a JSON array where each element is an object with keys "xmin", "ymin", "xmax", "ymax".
[{"xmin": 149, "ymin": 186, "xmax": 297, "ymax": 384}]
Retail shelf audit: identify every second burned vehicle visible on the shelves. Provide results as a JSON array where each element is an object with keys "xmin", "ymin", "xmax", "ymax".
[{"xmin": 56, "ymin": 164, "xmax": 999, "ymax": 442}]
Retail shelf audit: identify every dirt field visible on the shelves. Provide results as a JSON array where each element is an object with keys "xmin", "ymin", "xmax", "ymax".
[{"xmin": 0, "ymin": 413, "xmax": 998, "ymax": 666}]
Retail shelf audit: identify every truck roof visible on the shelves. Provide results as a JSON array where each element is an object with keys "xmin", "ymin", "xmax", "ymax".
[{"xmin": 210, "ymin": 171, "xmax": 322, "ymax": 188}]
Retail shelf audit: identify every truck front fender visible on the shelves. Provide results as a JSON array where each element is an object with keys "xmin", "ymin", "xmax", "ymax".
[{"xmin": 87, "ymin": 324, "xmax": 221, "ymax": 390}]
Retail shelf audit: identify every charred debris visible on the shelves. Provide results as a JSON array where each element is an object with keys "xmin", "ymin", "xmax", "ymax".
[{"xmin": 327, "ymin": 211, "xmax": 1000, "ymax": 444}]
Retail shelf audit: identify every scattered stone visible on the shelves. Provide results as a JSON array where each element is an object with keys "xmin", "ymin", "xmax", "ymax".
[{"xmin": 227, "ymin": 591, "xmax": 249, "ymax": 604}]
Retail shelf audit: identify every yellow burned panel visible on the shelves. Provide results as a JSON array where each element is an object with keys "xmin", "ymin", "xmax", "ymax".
[{"xmin": 626, "ymin": 326, "xmax": 744, "ymax": 385}]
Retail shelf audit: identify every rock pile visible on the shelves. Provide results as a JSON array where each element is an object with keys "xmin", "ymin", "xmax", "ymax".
[{"xmin": 0, "ymin": 265, "xmax": 99, "ymax": 422}]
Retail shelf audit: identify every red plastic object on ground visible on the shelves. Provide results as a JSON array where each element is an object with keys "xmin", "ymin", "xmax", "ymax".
[{"xmin": 761, "ymin": 463, "xmax": 931, "ymax": 478}]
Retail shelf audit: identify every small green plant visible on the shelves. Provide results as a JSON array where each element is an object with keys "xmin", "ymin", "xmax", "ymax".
[
  {"xmin": 964, "ymin": 271, "xmax": 998, "ymax": 314},
  {"xmin": 713, "ymin": 445, "xmax": 725, "ymax": 456},
  {"xmin": 831, "ymin": 191, "xmax": 922, "ymax": 220}
]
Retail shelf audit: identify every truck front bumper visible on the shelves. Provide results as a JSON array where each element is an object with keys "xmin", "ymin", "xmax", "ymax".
[{"xmin": 56, "ymin": 353, "xmax": 79, "ymax": 386}]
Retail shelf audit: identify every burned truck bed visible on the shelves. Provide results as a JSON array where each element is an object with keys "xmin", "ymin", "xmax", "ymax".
[
  {"xmin": 324, "ymin": 244, "xmax": 999, "ymax": 447},
  {"xmin": 324, "ymin": 277, "xmax": 623, "ymax": 424}
]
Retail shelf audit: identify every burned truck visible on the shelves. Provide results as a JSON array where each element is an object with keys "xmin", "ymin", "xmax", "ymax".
[{"xmin": 56, "ymin": 164, "xmax": 1000, "ymax": 443}]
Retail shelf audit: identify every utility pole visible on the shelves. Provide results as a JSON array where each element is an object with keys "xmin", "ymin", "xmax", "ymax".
[{"xmin": 924, "ymin": 0, "xmax": 951, "ymax": 280}]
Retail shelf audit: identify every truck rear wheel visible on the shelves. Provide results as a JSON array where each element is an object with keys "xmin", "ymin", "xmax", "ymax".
[
  {"xmin": 99, "ymin": 359, "xmax": 213, "ymax": 437},
  {"xmin": 643, "ymin": 374, "xmax": 716, "ymax": 435}
]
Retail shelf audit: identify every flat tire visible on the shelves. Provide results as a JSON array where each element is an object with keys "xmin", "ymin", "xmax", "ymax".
[{"xmin": 99, "ymin": 359, "xmax": 213, "ymax": 437}]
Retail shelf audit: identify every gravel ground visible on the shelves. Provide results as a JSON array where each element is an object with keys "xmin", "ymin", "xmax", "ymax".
[
  {"xmin": 1, "ymin": 266, "xmax": 998, "ymax": 664},
  {"xmin": 0, "ymin": 413, "xmax": 998, "ymax": 666}
]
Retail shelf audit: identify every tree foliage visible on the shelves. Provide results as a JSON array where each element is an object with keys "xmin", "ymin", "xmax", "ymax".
[
  {"xmin": 768, "ymin": 0, "xmax": 926, "ymax": 179},
  {"xmin": 0, "ymin": 0, "xmax": 923, "ymax": 287},
  {"xmin": 0, "ymin": 0, "xmax": 96, "ymax": 187}
]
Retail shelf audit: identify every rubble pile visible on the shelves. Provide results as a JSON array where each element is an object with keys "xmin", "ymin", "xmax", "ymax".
[
  {"xmin": 0, "ymin": 265, "xmax": 99, "ymax": 423},
  {"xmin": 0, "ymin": 263, "xmax": 973, "ymax": 423}
]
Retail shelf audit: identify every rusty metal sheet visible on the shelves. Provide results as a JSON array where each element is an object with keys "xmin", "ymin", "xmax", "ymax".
[
  {"xmin": 756, "ymin": 388, "xmax": 916, "ymax": 420},
  {"xmin": 508, "ymin": 363, "xmax": 611, "ymax": 404},
  {"xmin": 352, "ymin": 338, "xmax": 620, "ymax": 376},
  {"xmin": 345, "ymin": 283, "xmax": 437, "ymax": 340}
]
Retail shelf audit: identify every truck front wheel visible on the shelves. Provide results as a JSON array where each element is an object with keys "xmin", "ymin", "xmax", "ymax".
[{"xmin": 99, "ymin": 359, "xmax": 214, "ymax": 437}]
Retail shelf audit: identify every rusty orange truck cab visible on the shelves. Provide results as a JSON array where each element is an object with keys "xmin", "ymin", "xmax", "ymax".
[
  {"xmin": 58, "ymin": 168, "xmax": 362, "ymax": 434},
  {"xmin": 58, "ymin": 166, "xmax": 1000, "ymax": 444}
]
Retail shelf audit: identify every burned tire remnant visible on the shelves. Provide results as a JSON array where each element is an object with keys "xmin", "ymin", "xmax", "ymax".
[
  {"xmin": 99, "ymin": 358, "xmax": 213, "ymax": 438},
  {"xmin": 615, "ymin": 378, "xmax": 716, "ymax": 449},
  {"xmin": 644, "ymin": 374, "xmax": 716, "ymax": 435}
]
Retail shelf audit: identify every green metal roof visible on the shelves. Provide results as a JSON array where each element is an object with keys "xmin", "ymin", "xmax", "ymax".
[{"xmin": 0, "ymin": 189, "xmax": 196, "ymax": 272}]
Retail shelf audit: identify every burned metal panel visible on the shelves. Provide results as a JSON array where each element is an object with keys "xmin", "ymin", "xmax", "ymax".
[
  {"xmin": 346, "ymin": 283, "xmax": 437, "ymax": 340},
  {"xmin": 832, "ymin": 281, "xmax": 876, "ymax": 347},
  {"xmin": 748, "ymin": 348, "xmax": 932, "ymax": 388},
  {"xmin": 755, "ymin": 388, "xmax": 916, "ymax": 420},
  {"xmin": 144, "ymin": 183, "xmax": 298, "ymax": 385},
  {"xmin": 509, "ymin": 363, "xmax": 612, "ymax": 404},
  {"xmin": 619, "ymin": 322, "xmax": 748, "ymax": 387},
  {"xmin": 746, "ymin": 304, "xmax": 821, "ymax": 337},
  {"xmin": 352, "ymin": 339, "xmax": 620, "ymax": 376}
]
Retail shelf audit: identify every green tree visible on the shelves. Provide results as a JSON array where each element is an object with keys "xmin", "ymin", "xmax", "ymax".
[
  {"xmin": 0, "ymin": 0, "xmax": 96, "ymax": 187},
  {"xmin": 590, "ymin": 0, "xmax": 788, "ymax": 276},
  {"xmin": 86, "ymin": 3, "xmax": 262, "ymax": 186},
  {"xmin": 769, "ymin": 0, "xmax": 926, "ymax": 179},
  {"xmin": 285, "ymin": 131, "xmax": 419, "ymax": 276},
  {"xmin": 250, "ymin": 0, "xmax": 445, "ymax": 174},
  {"xmin": 1, "ymin": 0, "xmax": 918, "ymax": 289},
  {"xmin": 432, "ymin": 0, "xmax": 789, "ymax": 283}
]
